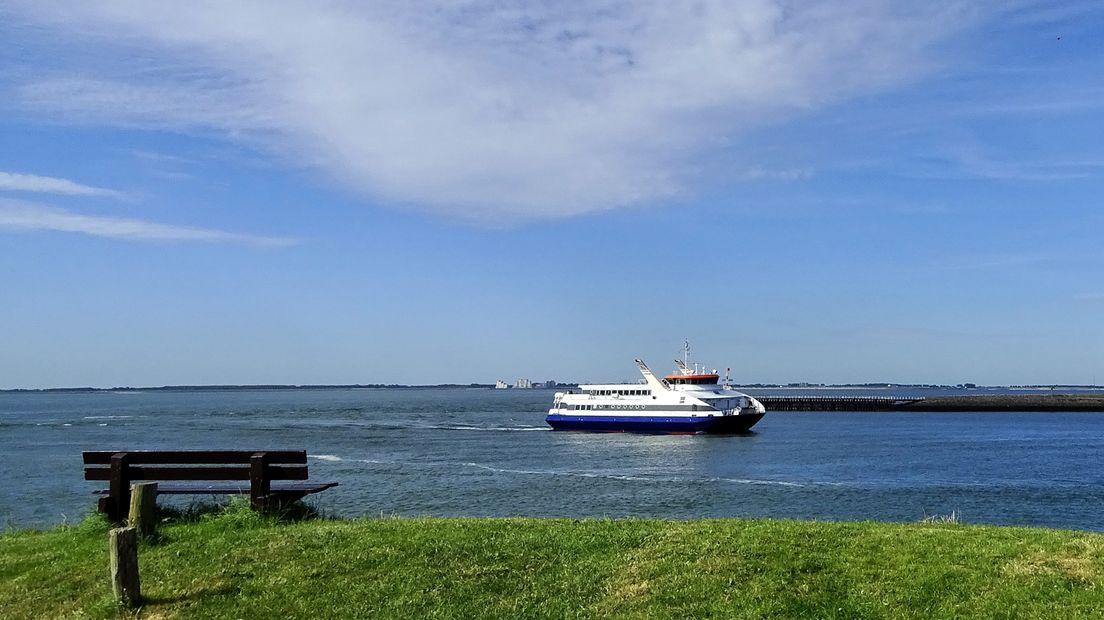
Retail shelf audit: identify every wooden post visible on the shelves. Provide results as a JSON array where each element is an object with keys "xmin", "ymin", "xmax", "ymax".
[
  {"xmin": 109, "ymin": 527, "xmax": 141, "ymax": 606},
  {"xmin": 250, "ymin": 452, "xmax": 270, "ymax": 512},
  {"xmin": 128, "ymin": 482, "xmax": 158, "ymax": 539},
  {"xmin": 108, "ymin": 452, "xmax": 131, "ymax": 524}
]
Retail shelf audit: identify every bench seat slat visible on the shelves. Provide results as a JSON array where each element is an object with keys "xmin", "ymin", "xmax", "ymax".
[
  {"xmin": 83, "ymin": 450, "xmax": 307, "ymax": 465},
  {"xmin": 85, "ymin": 465, "xmax": 309, "ymax": 481},
  {"xmin": 91, "ymin": 482, "xmax": 339, "ymax": 495}
]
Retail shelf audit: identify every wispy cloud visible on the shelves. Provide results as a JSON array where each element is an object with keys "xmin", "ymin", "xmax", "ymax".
[
  {"xmin": 0, "ymin": 199, "xmax": 297, "ymax": 246},
  {"xmin": 939, "ymin": 149, "xmax": 1104, "ymax": 181},
  {"xmin": 856, "ymin": 146, "xmax": 1104, "ymax": 182},
  {"xmin": 732, "ymin": 166, "xmax": 813, "ymax": 182},
  {"xmin": 4, "ymin": 1, "xmax": 994, "ymax": 221},
  {"xmin": 0, "ymin": 171, "xmax": 124, "ymax": 198},
  {"xmin": 942, "ymin": 253, "xmax": 1056, "ymax": 271}
]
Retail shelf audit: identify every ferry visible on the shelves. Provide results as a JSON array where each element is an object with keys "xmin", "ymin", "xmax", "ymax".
[{"xmin": 546, "ymin": 346, "xmax": 766, "ymax": 434}]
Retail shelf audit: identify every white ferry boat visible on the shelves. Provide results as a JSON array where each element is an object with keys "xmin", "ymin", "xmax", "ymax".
[{"xmin": 546, "ymin": 347, "xmax": 766, "ymax": 434}]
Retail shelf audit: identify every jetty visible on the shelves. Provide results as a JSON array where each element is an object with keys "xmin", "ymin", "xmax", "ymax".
[{"xmin": 756, "ymin": 394, "xmax": 1104, "ymax": 412}]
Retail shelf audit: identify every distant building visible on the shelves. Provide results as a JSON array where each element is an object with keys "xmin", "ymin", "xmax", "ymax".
[
  {"xmin": 515, "ymin": 378, "xmax": 532, "ymax": 389},
  {"xmin": 494, "ymin": 380, "xmax": 509, "ymax": 389},
  {"xmin": 542, "ymin": 380, "xmax": 557, "ymax": 389}
]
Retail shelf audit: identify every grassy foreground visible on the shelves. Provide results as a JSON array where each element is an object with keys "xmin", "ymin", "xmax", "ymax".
[{"xmin": 3, "ymin": 506, "xmax": 1104, "ymax": 619}]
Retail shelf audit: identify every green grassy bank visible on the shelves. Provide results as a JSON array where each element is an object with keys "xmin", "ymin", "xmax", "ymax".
[{"xmin": 3, "ymin": 506, "xmax": 1103, "ymax": 619}]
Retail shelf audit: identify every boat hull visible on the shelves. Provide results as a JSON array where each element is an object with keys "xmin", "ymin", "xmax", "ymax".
[{"xmin": 545, "ymin": 412, "xmax": 764, "ymax": 434}]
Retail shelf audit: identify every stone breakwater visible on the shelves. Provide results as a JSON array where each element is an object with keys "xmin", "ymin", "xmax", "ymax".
[
  {"xmin": 903, "ymin": 394, "xmax": 1104, "ymax": 412},
  {"xmin": 757, "ymin": 394, "xmax": 1104, "ymax": 412}
]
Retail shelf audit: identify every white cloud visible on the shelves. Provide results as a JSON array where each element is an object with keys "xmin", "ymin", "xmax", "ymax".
[
  {"xmin": 0, "ymin": 199, "xmax": 296, "ymax": 246},
  {"xmin": 0, "ymin": 171, "xmax": 123, "ymax": 198},
  {"xmin": 7, "ymin": 1, "xmax": 990, "ymax": 221}
]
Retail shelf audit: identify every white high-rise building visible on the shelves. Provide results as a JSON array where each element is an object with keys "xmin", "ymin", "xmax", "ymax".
[{"xmin": 515, "ymin": 378, "xmax": 532, "ymax": 389}]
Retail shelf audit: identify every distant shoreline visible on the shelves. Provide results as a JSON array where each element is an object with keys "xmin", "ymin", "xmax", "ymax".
[
  {"xmin": 1, "ymin": 383, "xmax": 1101, "ymax": 394},
  {"xmin": 0, "ymin": 384, "xmax": 503, "ymax": 393}
]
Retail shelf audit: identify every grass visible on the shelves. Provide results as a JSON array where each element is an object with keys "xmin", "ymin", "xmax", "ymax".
[{"xmin": 2, "ymin": 502, "xmax": 1104, "ymax": 619}]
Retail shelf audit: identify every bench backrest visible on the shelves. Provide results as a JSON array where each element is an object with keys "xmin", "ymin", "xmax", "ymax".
[{"xmin": 83, "ymin": 450, "xmax": 309, "ymax": 482}]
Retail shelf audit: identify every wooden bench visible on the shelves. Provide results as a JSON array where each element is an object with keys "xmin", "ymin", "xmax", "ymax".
[{"xmin": 83, "ymin": 450, "xmax": 338, "ymax": 522}]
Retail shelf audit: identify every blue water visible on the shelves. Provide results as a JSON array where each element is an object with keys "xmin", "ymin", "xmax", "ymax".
[{"xmin": 2, "ymin": 388, "xmax": 1103, "ymax": 531}]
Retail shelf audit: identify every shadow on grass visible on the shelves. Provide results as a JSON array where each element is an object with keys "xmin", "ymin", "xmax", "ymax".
[
  {"xmin": 165, "ymin": 499, "xmax": 322, "ymax": 521},
  {"xmin": 143, "ymin": 498, "xmax": 327, "ymax": 545},
  {"xmin": 139, "ymin": 585, "xmax": 238, "ymax": 606}
]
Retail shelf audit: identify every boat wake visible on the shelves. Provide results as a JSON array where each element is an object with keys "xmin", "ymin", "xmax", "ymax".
[
  {"xmin": 427, "ymin": 424, "xmax": 547, "ymax": 432},
  {"xmin": 463, "ymin": 462, "xmax": 805, "ymax": 487},
  {"xmin": 307, "ymin": 455, "xmax": 807, "ymax": 488}
]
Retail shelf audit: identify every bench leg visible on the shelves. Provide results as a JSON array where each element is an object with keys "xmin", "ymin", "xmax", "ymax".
[
  {"xmin": 250, "ymin": 453, "xmax": 271, "ymax": 512},
  {"xmin": 107, "ymin": 453, "xmax": 131, "ymax": 524}
]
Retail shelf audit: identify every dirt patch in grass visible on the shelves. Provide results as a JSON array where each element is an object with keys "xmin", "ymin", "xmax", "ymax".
[{"xmin": 1006, "ymin": 536, "xmax": 1104, "ymax": 583}]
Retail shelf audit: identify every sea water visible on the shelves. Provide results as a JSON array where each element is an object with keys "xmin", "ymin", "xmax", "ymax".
[{"xmin": 2, "ymin": 388, "xmax": 1103, "ymax": 530}]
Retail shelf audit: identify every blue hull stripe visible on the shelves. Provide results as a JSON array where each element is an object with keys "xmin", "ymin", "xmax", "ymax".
[{"xmin": 545, "ymin": 413, "xmax": 764, "ymax": 434}]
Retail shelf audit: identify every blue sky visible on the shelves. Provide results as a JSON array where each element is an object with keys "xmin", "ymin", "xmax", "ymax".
[{"xmin": 1, "ymin": 1, "xmax": 1102, "ymax": 388}]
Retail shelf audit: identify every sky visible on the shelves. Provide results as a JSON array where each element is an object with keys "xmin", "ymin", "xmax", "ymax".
[{"xmin": 1, "ymin": 1, "xmax": 1102, "ymax": 388}]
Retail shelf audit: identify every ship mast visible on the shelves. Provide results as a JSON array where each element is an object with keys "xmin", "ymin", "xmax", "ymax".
[{"xmin": 674, "ymin": 340, "xmax": 698, "ymax": 375}]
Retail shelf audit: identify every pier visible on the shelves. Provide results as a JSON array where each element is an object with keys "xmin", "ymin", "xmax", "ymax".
[
  {"xmin": 756, "ymin": 394, "xmax": 1104, "ymax": 412},
  {"xmin": 757, "ymin": 396, "xmax": 921, "ymax": 411}
]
